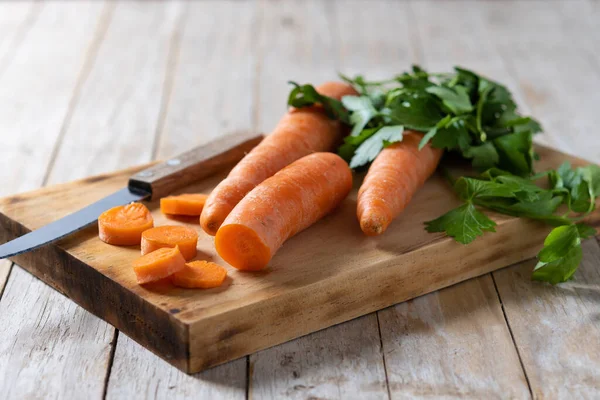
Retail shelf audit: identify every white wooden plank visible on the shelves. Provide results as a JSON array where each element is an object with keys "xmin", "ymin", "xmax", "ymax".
[
  {"xmin": 156, "ymin": 0, "xmax": 258, "ymax": 159},
  {"xmin": 47, "ymin": 1, "xmax": 185, "ymax": 183},
  {"xmin": 0, "ymin": 2, "xmax": 192, "ymax": 399},
  {"xmin": 255, "ymin": 0, "xmax": 338, "ymax": 133},
  {"xmin": 0, "ymin": 1, "xmax": 37, "ymax": 79},
  {"xmin": 106, "ymin": 1, "xmax": 254, "ymax": 397},
  {"xmin": 107, "ymin": 335, "xmax": 246, "ymax": 400},
  {"xmin": 250, "ymin": 315, "xmax": 388, "ymax": 400},
  {"xmin": 0, "ymin": 2, "xmax": 108, "ymax": 196},
  {"xmin": 473, "ymin": 0, "xmax": 600, "ymax": 162},
  {"xmin": 0, "ymin": 2, "xmax": 112, "ymax": 399},
  {"xmin": 493, "ymin": 240, "xmax": 600, "ymax": 398},
  {"xmin": 379, "ymin": 276, "xmax": 530, "ymax": 398},
  {"xmin": 331, "ymin": 0, "xmax": 416, "ymax": 79},
  {"xmin": 0, "ymin": 267, "xmax": 114, "ymax": 400}
]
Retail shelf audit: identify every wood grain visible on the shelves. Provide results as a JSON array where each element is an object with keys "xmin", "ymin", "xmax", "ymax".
[
  {"xmin": 0, "ymin": 145, "xmax": 594, "ymax": 374},
  {"xmin": 493, "ymin": 240, "xmax": 600, "ymax": 398},
  {"xmin": 155, "ymin": 0, "xmax": 258, "ymax": 159},
  {"xmin": 250, "ymin": 314, "xmax": 388, "ymax": 400},
  {"xmin": 107, "ymin": 334, "xmax": 246, "ymax": 400},
  {"xmin": 379, "ymin": 276, "xmax": 530, "ymax": 398}
]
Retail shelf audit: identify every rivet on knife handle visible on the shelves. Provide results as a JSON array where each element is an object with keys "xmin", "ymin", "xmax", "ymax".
[{"xmin": 129, "ymin": 131, "xmax": 263, "ymax": 200}]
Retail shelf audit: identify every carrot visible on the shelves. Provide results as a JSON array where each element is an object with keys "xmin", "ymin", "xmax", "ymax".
[
  {"xmin": 141, "ymin": 225, "xmax": 199, "ymax": 260},
  {"xmin": 200, "ymin": 81, "xmax": 359, "ymax": 236},
  {"xmin": 172, "ymin": 260, "xmax": 228, "ymax": 289},
  {"xmin": 160, "ymin": 193, "xmax": 208, "ymax": 216},
  {"xmin": 98, "ymin": 203, "xmax": 153, "ymax": 245},
  {"xmin": 132, "ymin": 246, "xmax": 186, "ymax": 284},
  {"xmin": 357, "ymin": 131, "xmax": 443, "ymax": 236},
  {"xmin": 215, "ymin": 152, "xmax": 352, "ymax": 271}
]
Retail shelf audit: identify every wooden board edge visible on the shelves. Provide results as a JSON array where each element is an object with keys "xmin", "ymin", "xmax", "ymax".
[
  {"xmin": 0, "ymin": 212, "xmax": 192, "ymax": 373},
  {"xmin": 185, "ymin": 218, "xmax": 557, "ymax": 373}
]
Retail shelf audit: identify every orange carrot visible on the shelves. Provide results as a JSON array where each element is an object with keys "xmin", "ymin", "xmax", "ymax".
[
  {"xmin": 132, "ymin": 246, "xmax": 186, "ymax": 284},
  {"xmin": 215, "ymin": 152, "xmax": 352, "ymax": 271},
  {"xmin": 172, "ymin": 260, "xmax": 228, "ymax": 289},
  {"xmin": 160, "ymin": 193, "xmax": 208, "ymax": 216},
  {"xmin": 98, "ymin": 203, "xmax": 153, "ymax": 245},
  {"xmin": 200, "ymin": 81, "xmax": 359, "ymax": 236},
  {"xmin": 357, "ymin": 131, "xmax": 443, "ymax": 236},
  {"xmin": 141, "ymin": 225, "xmax": 199, "ymax": 260}
]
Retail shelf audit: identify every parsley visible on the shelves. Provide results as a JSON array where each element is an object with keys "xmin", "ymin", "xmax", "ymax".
[{"xmin": 286, "ymin": 67, "xmax": 598, "ymax": 284}]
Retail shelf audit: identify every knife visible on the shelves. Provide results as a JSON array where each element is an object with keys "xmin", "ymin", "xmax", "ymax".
[{"xmin": 0, "ymin": 131, "xmax": 264, "ymax": 259}]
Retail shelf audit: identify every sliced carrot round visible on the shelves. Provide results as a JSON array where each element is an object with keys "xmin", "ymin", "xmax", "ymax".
[
  {"xmin": 160, "ymin": 193, "xmax": 208, "ymax": 216},
  {"xmin": 172, "ymin": 260, "xmax": 228, "ymax": 289},
  {"xmin": 98, "ymin": 203, "xmax": 153, "ymax": 245},
  {"xmin": 141, "ymin": 225, "xmax": 198, "ymax": 260},
  {"xmin": 132, "ymin": 246, "xmax": 186, "ymax": 284}
]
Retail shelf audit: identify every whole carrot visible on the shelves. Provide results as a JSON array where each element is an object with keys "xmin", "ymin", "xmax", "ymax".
[
  {"xmin": 357, "ymin": 131, "xmax": 443, "ymax": 236},
  {"xmin": 215, "ymin": 152, "xmax": 352, "ymax": 271},
  {"xmin": 200, "ymin": 81, "xmax": 358, "ymax": 236}
]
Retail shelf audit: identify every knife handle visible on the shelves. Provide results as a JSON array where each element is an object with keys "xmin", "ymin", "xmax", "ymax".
[{"xmin": 128, "ymin": 131, "xmax": 264, "ymax": 200}]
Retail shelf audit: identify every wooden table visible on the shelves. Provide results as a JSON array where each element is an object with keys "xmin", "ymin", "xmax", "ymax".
[{"xmin": 0, "ymin": 1, "xmax": 598, "ymax": 398}]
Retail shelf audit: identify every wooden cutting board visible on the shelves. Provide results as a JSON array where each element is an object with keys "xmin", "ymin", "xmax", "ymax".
[{"xmin": 0, "ymin": 145, "xmax": 597, "ymax": 373}]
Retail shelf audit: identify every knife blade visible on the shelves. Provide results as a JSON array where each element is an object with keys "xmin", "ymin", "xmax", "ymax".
[{"xmin": 0, "ymin": 131, "xmax": 263, "ymax": 260}]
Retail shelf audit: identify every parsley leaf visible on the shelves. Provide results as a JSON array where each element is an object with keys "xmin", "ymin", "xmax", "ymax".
[
  {"xmin": 349, "ymin": 126, "xmax": 403, "ymax": 169},
  {"xmin": 425, "ymin": 202, "xmax": 496, "ymax": 244},
  {"xmin": 287, "ymin": 82, "xmax": 349, "ymax": 123},
  {"xmin": 342, "ymin": 95, "xmax": 378, "ymax": 137},
  {"xmin": 426, "ymin": 85, "xmax": 473, "ymax": 115},
  {"xmin": 532, "ymin": 225, "xmax": 583, "ymax": 284}
]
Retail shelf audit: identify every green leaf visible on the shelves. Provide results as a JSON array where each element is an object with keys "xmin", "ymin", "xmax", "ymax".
[
  {"xmin": 426, "ymin": 85, "xmax": 473, "ymax": 115},
  {"xmin": 532, "ymin": 225, "xmax": 583, "ymax": 284},
  {"xmin": 493, "ymin": 131, "xmax": 534, "ymax": 176},
  {"xmin": 349, "ymin": 126, "xmax": 404, "ymax": 169},
  {"xmin": 386, "ymin": 92, "xmax": 444, "ymax": 131},
  {"xmin": 430, "ymin": 120, "xmax": 472, "ymax": 152},
  {"xmin": 454, "ymin": 177, "xmax": 517, "ymax": 200},
  {"xmin": 418, "ymin": 115, "xmax": 451, "ymax": 150},
  {"xmin": 463, "ymin": 142, "xmax": 500, "ymax": 170},
  {"xmin": 576, "ymin": 223, "xmax": 597, "ymax": 240},
  {"xmin": 287, "ymin": 82, "xmax": 349, "ymax": 123},
  {"xmin": 342, "ymin": 95, "xmax": 378, "ymax": 136},
  {"xmin": 425, "ymin": 202, "xmax": 496, "ymax": 244}
]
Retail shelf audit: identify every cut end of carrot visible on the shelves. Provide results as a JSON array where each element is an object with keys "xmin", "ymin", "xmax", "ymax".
[
  {"xmin": 160, "ymin": 193, "xmax": 208, "ymax": 216},
  {"xmin": 172, "ymin": 260, "xmax": 228, "ymax": 289},
  {"xmin": 98, "ymin": 203, "xmax": 153, "ymax": 245},
  {"xmin": 132, "ymin": 246, "xmax": 186, "ymax": 284},
  {"xmin": 141, "ymin": 225, "xmax": 199, "ymax": 261},
  {"xmin": 215, "ymin": 224, "xmax": 271, "ymax": 271}
]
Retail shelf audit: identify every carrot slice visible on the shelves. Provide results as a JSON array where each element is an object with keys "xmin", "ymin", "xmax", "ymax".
[
  {"xmin": 215, "ymin": 152, "xmax": 352, "ymax": 271},
  {"xmin": 160, "ymin": 193, "xmax": 208, "ymax": 216},
  {"xmin": 132, "ymin": 246, "xmax": 186, "ymax": 284},
  {"xmin": 98, "ymin": 203, "xmax": 153, "ymax": 245},
  {"xmin": 141, "ymin": 225, "xmax": 198, "ymax": 260},
  {"xmin": 200, "ymin": 81, "xmax": 359, "ymax": 236},
  {"xmin": 172, "ymin": 260, "xmax": 228, "ymax": 289},
  {"xmin": 357, "ymin": 131, "xmax": 443, "ymax": 236}
]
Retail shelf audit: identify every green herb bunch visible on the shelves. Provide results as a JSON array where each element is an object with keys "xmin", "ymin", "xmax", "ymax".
[{"xmin": 287, "ymin": 66, "xmax": 600, "ymax": 284}]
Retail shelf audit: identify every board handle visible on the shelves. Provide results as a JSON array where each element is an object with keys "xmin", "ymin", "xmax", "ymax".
[{"xmin": 128, "ymin": 131, "xmax": 263, "ymax": 200}]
